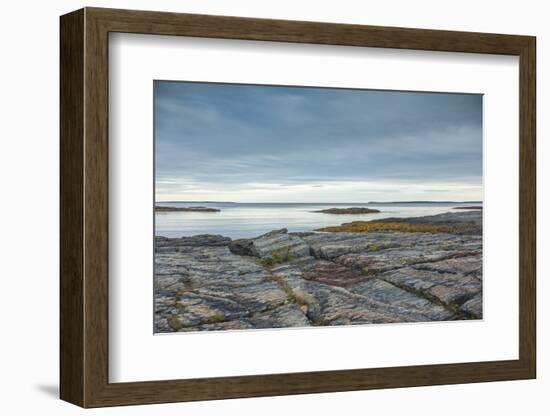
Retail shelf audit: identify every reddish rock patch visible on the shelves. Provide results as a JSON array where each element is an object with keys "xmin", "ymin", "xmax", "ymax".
[{"xmin": 302, "ymin": 262, "xmax": 364, "ymax": 287}]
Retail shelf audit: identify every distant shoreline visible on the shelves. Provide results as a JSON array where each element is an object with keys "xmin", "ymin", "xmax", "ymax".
[
  {"xmin": 155, "ymin": 206, "xmax": 220, "ymax": 212},
  {"xmin": 156, "ymin": 200, "xmax": 483, "ymax": 205}
]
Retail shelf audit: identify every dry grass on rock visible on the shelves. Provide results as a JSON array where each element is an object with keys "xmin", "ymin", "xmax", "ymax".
[{"xmin": 316, "ymin": 221, "xmax": 475, "ymax": 234}]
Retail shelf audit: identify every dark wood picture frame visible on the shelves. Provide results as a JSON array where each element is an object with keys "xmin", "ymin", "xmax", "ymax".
[{"xmin": 60, "ymin": 7, "xmax": 536, "ymax": 408}]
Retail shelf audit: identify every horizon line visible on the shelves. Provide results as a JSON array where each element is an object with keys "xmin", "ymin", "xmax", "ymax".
[{"xmin": 156, "ymin": 200, "xmax": 483, "ymax": 204}]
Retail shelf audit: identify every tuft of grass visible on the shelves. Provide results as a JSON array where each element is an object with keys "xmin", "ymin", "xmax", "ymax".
[
  {"xmin": 316, "ymin": 221, "xmax": 476, "ymax": 234},
  {"xmin": 167, "ymin": 316, "xmax": 183, "ymax": 331},
  {"xmin": 367, "ymin": 243, "xmax": 381, "ymax": 251},
  {"xmin": 287, "ymin": 288, "xmax": 314, "ymax": 307},
  {"xmin": 286, "ymin": 293, "xmax": 299, "ymax": 303},
  {"xmin": 361, "ymin": 266, "xmax": 380, "ymax": 276},
  {"xmin": 205, "ymin": 313, "xmax": 226, "ymax": 324},
  {"xmin": 259, "ymin": 246, "xmax": 295, "ymax": 267},
  {"xmin": 269, "ymin": 273, "xmax": 312, "ymax": 308},
  {"xmin": 286, "ymin": 291, "xmax": 310, "ymax": 306}
]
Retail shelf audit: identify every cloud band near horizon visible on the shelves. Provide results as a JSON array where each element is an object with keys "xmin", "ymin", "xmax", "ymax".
[{"xmin": 154, "ymin": 81, "xmax": 482, "ymax": 203}]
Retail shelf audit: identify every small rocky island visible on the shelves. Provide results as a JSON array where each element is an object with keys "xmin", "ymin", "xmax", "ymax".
[
  {"xmin": 155, "ymin": 206, "xmax": 220, "ymax": 212},
  {"xmin": 155, "ymin": 210, "xmax": 482, "ymax": 332},
  {"xmin": 313, "ymin": 207, "xmax": 381, "ymax": 214}
]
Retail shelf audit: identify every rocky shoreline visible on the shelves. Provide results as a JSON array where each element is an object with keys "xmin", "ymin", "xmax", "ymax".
[{"xmin": 154, "ymin": 211, "xmax": 482, "ymax": 332}]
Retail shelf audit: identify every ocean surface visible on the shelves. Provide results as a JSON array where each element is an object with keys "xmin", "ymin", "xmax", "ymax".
[{"xmin": 155, "ymin": 201, "xmax": 482, "ymax": 239}]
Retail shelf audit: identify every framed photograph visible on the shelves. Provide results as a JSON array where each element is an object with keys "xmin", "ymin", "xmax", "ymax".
[{"xmin": 60, "ymin": 7, "xmax": 536, "ymax": 408}]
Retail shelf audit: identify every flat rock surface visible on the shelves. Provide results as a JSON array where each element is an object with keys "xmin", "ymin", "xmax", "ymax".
[
  {"xmin": 372, "ymin": 210, "xmax": 482, "ymax": 226},
  {"xmin": 155, "ymin": 211, "xmax": 483, "ymax": 332}
]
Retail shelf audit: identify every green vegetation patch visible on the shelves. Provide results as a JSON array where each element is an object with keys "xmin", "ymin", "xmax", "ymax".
[
  {"xmin": 259, "ymin": 246, "xmax": 295, "ymax": 267},
  {"xmin": 167, "ymin": 316, "xmax": 183, "ymax": 331},
  {"xmin": 204, "ymin": 313, "xmax": 226, "ymax": 324}
]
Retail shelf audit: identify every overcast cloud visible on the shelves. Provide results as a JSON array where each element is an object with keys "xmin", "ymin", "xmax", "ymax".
[{"xmin": 155, "ymin": 81, "xmax": 482, "ymax": 202}]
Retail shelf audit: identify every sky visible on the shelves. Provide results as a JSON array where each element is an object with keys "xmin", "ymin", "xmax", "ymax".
[{"xmin": 154, "ymin": 81, "xmax": 482, "ymax": 203}]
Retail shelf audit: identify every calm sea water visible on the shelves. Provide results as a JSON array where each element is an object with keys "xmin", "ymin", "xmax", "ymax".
[{"xmin": 155, "ymin": 201, "xmax": 482, "ymax": 239}]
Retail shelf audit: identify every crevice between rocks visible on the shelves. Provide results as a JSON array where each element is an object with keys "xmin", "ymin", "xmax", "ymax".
[
  {"xmin": 263, "ymin": 267, "xmax": 317, "ymax": 325},
  {"xmin": 376, "ymin": 275, "xmax": 476, "ymax": 320}
]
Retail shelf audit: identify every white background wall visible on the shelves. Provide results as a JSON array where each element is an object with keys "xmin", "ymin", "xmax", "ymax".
[{"xmin": 0, "ymin": 0, "xmax": 546, "ymax": 414}]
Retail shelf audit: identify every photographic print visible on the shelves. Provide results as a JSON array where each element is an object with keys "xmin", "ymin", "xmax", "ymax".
[{"xmin": 154, "ymin": 81, "xmax": 483, "ymax": 333}]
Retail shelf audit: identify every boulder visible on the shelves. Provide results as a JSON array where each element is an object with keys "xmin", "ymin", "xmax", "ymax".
[
  {"xmin": 228, "ymin": 228, "xmax": 310, "ymax": 260},
  {"xmin": 228, "ymin": 238, "xmax": 255, "ymax": 256}
]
